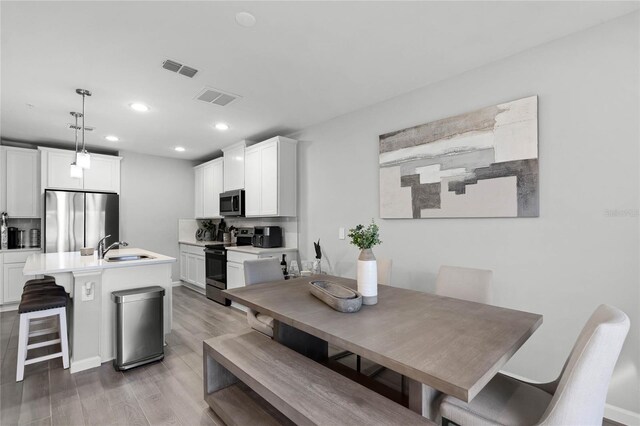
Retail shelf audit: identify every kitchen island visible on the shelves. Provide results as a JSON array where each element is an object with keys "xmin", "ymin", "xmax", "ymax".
[{"xmin": 23, "ymin": 248, "xmax": 175, "ymax": 373}]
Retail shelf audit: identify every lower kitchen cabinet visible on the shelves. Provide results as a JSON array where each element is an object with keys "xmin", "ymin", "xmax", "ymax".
[
  {"xmin": 1, "ymin": 250, "xmax": 40, "ymax": 305},
  {"xmin": 226, "ymin": 248, "xmax": 298, "ymax": 290},
  {"xmin": 179, "ymin": 244, "xmax": 206, "ymax": 289}
]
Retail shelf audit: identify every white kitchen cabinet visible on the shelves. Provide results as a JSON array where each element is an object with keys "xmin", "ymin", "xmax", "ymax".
[
  {"xmin": 179, "ymin": 244, "xmax": 206, "ymax": 289},
  {"xmin": 244, "ymin": 136, "xmax": 297, "ymax": 217},
  {"xmin": 1, "ymin": 147, "xmax": 40, "ymax": 218},
  {"xmin": 39, "ymin": 147, "xmax": 121, "ymax": 193},
  {"xmin": 226, "ymin": 262, "xmax": 244, "ymax": 290},
  {"xmin": 222, "ymin": 140, "xmax": 251, "ymax": 192},
  {"xmin": 226, "ymin": 248, "xmax": 297, "ymax": 290},
  {"xmin": 83, "ymin": 155, "xmax": 121, "ymax": 193},
  {"xmin": 194, "ymin": 166, "xmax": 204, "ymax": 218},
  {"xmin": 1, "ymin": 250, "xmax": 39, "ymax": 305},
  {"xmin": 180, "ymin": 251, "xmax": 187, "ymax": 281},
  {"xmin": 40, "ymin": 148, "xmax": 83, "ymax": 190},
  {"xmin": 194, "ymin": 157, "xmax": 224, "ymax": 219}
]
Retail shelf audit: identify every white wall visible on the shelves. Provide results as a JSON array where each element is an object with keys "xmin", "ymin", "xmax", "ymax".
[
  {"xmin": 119, "ymin": 150, "xmax": 194, "ymax": 281},
  {"xmin": 291, "ymin": 12, "xmax": 639, "ymax": 417}
]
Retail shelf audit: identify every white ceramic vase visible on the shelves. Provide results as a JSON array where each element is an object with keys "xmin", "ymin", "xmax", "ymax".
[{"xmin": 357, "ymin": 248, "xmax": 377, "ymax": 305}]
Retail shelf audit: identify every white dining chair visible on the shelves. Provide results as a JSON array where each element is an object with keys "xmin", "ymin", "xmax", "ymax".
[
  {"xmin": 243, "ymin": 258, "xmax": 284, "ymax": 338},
  {"xmin": 439, "ymin": 304, "xmax": 630, "ymax": 426},
  {"xmin": 377, "ymin": 258, "xmax": 393, "ymax": 286},
  {"xmin": 435, "ymin": 265, "xmax": 493, "ymax": 304}
]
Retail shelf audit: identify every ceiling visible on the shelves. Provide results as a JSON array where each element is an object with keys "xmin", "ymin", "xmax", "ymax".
[{"xmin": 1, "ymin": 1, "xmax": 638, "ymax": 161}]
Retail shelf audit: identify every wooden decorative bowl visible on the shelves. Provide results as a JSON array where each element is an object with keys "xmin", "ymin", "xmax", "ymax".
[{"xmin": 309, "ymin": 280, "xmax": 362, "ymax": 313}]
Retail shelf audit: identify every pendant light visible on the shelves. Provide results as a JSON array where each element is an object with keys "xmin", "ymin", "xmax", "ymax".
[
  {"xmin": 75, "ymin": 88, "xmax": 91, "ymax": 169},
  {"xmin": 69, "ymin": 111, "xmax": 83, "ymax": 178}
]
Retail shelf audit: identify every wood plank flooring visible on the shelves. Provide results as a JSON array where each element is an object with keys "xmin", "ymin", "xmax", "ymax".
[
  {"xmin": 0, "ymin": 286, "xmax": 248, "ymax": 426},
  {"xmin": 0, "ymin": 286, "xmax": 628, "ymax": 426}
]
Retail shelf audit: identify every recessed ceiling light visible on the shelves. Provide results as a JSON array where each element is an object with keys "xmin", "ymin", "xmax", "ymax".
[
  {"xmin": 130, "ymin": 103, "xmax": 150, "ymax": 112},
  {"xmin": 235, "ymin": 11, "xmax": 256, "ymax": 28},
  {"xmin": 174, "ymin": 146, "xmax": 186, "ymax": 152},
  {"xmin": 215, "ymin": 123, "xmax": 229, "ymax": 131},
  {"xmin": 105, "ymin": 135, "xmax": 119, "ymax": 142}
]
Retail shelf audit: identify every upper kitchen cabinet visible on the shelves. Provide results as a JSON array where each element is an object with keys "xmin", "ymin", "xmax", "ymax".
[
  {"xmin": 194, "ymin": 157, "xmax": 224, "ymax": 219},
  {"xmin": 222, "ymin": 140, "xmax": 251, "ymax": 192},
  {"xmin": 39, "ymin": 147, "xmax": 121, "ymax": 193},
  {"xmin": 245, "ymin": 136, "xmax": 297, "ymax": 217},
  {"xmin": 1, "ymin": 146, "xmax": 40, "ymax": 218}
]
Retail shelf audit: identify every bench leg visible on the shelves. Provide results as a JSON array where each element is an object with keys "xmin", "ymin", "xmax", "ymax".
[{"xmin": 203, "ymin": 348, "xmax": 238, "ymax": 398}]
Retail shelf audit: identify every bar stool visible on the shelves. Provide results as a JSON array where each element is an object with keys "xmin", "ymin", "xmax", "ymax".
[{"xmin": 16, "ymin": 281, "xmax": 70, "ymax": 382}]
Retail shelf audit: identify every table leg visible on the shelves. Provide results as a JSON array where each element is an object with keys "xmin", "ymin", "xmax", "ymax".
[
  {"xmin": 406, "ymin": 377, "xmax": 442, "ymax": 421},
  {"xmin": 273, "ymin": 320, "xmax": 328, "ymax": 362}
]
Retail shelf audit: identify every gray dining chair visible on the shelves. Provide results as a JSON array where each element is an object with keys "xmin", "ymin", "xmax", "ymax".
[
  {"xmin": 243, "ymin": 258, "xmax": 284, "ymax": 338},
  {"xmin": 439, "ymin": 304, "xmax": 630, "ymax": 426},
  {"xmin": 435, "ymin": 265, "xmax": 493, "ymax": 304}
]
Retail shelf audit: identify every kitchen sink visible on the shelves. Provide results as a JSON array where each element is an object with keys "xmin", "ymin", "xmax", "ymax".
[{"xmin": 105, "ymin": 255, "xmax": 154, "ymax": 262}]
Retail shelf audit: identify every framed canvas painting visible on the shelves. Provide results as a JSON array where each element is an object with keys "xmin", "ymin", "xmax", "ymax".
[{"xmin": 379, "ymin": 96, "xmax": 538, "ymax": 218}]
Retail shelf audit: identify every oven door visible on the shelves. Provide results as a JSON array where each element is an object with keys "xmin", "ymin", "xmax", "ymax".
[{"xmin": 205, "ymin": 248, "xmax": 226, "ymax": 289}]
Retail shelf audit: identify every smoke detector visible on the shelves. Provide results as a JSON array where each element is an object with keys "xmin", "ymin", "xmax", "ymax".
[
  {"xmin": 162, "ymin": 59, "xmax": 199, "ymax": 78},
  {"xmin": 194, "ymin": 87, "xmax": 241, "ymax": 107}
]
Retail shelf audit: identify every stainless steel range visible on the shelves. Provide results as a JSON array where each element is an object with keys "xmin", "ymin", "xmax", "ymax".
[{"xmin": 204, "ymin": 227, "xmax": 253, "ymax": 305}]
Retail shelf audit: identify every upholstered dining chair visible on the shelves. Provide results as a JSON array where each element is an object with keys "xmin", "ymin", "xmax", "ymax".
[
  {"xmin": 435, "ymin": 265, "xmax": 493, "ymax": 304},
  {"xmin": 439, "ymin": 304, "xmax": 630, "ymax": 426},
  {"xmin": 243, "ymin": 258, "xmax": 284, "ymax": 338},
  {"xmin": 377, "ymin": 258, "xmax": 393, "ymax": 286}
]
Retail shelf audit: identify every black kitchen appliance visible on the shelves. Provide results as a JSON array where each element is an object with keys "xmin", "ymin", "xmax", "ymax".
[
  {"xmin": 204, "ymin": 229, "xmax": 253, "ymax": 305},
  {"xmin": 219, "ymin": 190, "xmax": 245, "ymax": 217},
  {"xmin": 252, "ymin": 226, "xmax": 282, "ymax": 248},
  {"xmin": 204, "ymin": 244, "xmax": 229, "ymax": 305},
  {"xmin": 7, "ymin": 227, "xmax": 18, "ymax": 249}
]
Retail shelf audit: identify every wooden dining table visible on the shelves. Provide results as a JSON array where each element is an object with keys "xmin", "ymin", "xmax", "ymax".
[{"xmin": 224, "ymin": 274, "xmax": 542, "ymax": 419}]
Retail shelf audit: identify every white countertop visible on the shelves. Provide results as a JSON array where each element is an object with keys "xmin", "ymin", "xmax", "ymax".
[
  {"xmin": 23, "ymin": 248, "xmax": 176, "ymax": 275},
  {"xmin": 226, "ymin": 246, "xmax": 298, "ymax": 255},
  {"xmin": 178, "ymin": 240, "xmax": 216, "ymax": 247},
  {"xmin": 0, "ymin": 247, "xmax": 41, "ymax": 254}
]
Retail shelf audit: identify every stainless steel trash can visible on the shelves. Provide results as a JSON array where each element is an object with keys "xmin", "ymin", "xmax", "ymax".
[{"xmin": 111, "ymin": 286, "xmax": 165, "ymax": 370}]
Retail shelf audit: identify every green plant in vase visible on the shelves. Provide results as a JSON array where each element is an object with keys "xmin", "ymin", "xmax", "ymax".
[{"xmin": 348, "ymin": 220, "xmax": 381, "ymax": 305}]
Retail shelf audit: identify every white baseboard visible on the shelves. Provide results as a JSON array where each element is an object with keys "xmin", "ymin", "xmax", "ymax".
[
  {"xmin": 70, "ymin": 356, "xmax": 101, "ymax": 374},
  {"xmin": 502, "ymin": 371, "xmax": 639, "ymax": 425},
  {"xmin": 0, "ymin": 303, "xmax": 18, "ymax": 312},
  {"xmin": 605, "ymin": 404, "xmax": 640, "ymax": 425},
  {"xmin": 171, "ymin": 280, "xmax": 182, "ymax": 287}
]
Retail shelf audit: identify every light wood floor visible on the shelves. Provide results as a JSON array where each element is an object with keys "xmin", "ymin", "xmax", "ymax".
[
  {"xmin": 0, "ymin": 285, "xmax": 249, "ymax": 426},
  {"xmin": 0, "ymin": 286, "xmax": 626, "ymax": 426}
]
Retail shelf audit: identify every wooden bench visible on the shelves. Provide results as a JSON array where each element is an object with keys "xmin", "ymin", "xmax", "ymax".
[{"xmin": 203, "ymin": 330, "xmax": 435, "ymax": 425}]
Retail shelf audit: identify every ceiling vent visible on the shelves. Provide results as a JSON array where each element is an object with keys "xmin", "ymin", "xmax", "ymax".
[
  {"xmin": 194, "ymin": 87, "xmax": 240, "ymax": 107},
  {"xmin": 67, "ymin": 123, "xmax": 94, "ymax": 132},
  {"xmin": 162, "ymin": 59, "xmax": 198, "ymax": 78}
]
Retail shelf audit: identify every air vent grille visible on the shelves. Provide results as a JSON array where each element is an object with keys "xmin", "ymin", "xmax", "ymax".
[
  {"xmin": 194, "ymin": 87, "xmax": 240, "ymax": 107},
  {"xmin": 67, "ymin": 123, "xmax": 94, "ymax": 132},
  {"xmin": 162, "ymin": 59, "xmax": 198, "ymax": 78}
]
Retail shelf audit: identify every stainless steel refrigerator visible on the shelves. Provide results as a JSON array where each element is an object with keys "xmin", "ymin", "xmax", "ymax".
[{"xmin": 45, "ymin": 190, "xmax": 119, "ymax": 253}]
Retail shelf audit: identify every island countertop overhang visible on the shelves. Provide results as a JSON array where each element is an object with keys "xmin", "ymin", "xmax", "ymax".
[{"xmin": 23, "ymin": 248, "xmax": 176, "ymax": 275}]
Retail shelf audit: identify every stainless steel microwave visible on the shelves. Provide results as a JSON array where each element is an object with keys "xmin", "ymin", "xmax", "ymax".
[{"xmin": 219, "ymin": 189, "xmax": 245, "ymax": 217}]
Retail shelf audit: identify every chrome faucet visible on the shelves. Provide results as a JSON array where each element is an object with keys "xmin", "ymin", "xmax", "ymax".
[{"xmin": 97, "ymin": 235, "xmax": 129, "ymax": 259}]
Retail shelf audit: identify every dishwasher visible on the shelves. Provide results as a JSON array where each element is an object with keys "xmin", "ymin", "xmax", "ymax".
[{"xmin": 111, "ymin": 286, "xmax": 165, "ymax": 370}]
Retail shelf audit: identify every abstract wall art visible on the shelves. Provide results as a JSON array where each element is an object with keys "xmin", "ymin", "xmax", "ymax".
[{"xmin": 379, "ymin": 96, "xmax": 538, "ymax": 218}]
